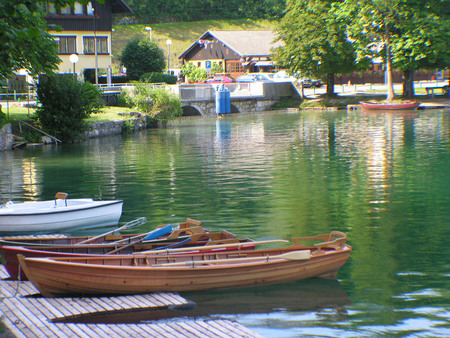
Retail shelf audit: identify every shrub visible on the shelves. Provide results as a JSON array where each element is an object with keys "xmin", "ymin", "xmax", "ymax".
[
  {"xmin": 120, "ymin": 39, "xmax": 165, "ymax": 81},
  {"xmin": 141, "ymin": 72, "xmax": 177, "ymax": 84},
  {"xmin": 150, "ymin": 87, "xmax": 183, "ymax": 126},
  {"xmin": 0, "ymin": 109, "xmax": 8, "ymax": 128},
  {"xmin": 190, "ymin": 68, "xmax": 207, "ymax": 83},
  {"xmin": 131, "ymin": 82, "xmax": 154, "ymax": 113},
  {"xmin": 181, "ymin": 63, "xmax": 197, "ymax": 82},
  {"xmin": 35, "ymin": 75, "xmax": 103, "ymax": 142}
]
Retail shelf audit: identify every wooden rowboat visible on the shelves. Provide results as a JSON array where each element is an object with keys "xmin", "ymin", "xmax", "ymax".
[
  {"xmin": 360, "ymin": 100, "xmax": 419, "ymax": 110},
  {"xmin": 0, "ymin": 192, "xmax": 123, "ymax": 235},
  {"xmin": 0, "ymin": 218, "xmax": 252, "ymax": 280},
  {"xmin": 18, "ymin": 231, "xmax": 351, "ymax": 297}
]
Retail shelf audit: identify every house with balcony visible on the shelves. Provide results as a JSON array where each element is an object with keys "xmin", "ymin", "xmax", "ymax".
[
  {"xmin": 44, "ymin": 0, "xmax": 131, "ymax": 80},
  {"xmin": 178, "ymin": 30, "xmax": 282, "ymax": 79}
]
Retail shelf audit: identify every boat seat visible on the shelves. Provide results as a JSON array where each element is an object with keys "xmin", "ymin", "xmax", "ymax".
[{"xmin": 55, "ymin": 192, "xmax": 68, "ymax": 206}]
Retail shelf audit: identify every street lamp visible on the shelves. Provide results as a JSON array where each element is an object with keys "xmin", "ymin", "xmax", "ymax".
[
  {"xmin": 69, "ymin": 54, "xmax": 79, "ymax": 76},
  {"xmin": 166, "ymin": 39, "xmax": 172, "ymax": 72},
  {"xmin": 145, "ymin": 27, "xmax": 152, "ymax": 42},
  {"xmin": 92, "ymin": 7, "xmax": 98, "ymax": 85}
]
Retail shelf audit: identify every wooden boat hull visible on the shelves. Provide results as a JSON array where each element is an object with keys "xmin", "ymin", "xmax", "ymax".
[
  {"xmin": 0, "ymin": 231, "xmax": 251, "ymax": 280},
  {"xmin": 18, "ymin": 232, "xmax": 351, "ymax": 297},
  {"xmin": 0, "ymin": 199, "xmax": 123, "ymax": 235},
  {"xmin": 360, "ymin": 101, "xmax": 419, "ymax": 110}
]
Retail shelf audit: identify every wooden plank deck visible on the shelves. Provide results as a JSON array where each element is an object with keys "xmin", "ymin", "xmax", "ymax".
[{"xmin": 0, "ymin": 265, "xmax": 263, "ymax": 337}]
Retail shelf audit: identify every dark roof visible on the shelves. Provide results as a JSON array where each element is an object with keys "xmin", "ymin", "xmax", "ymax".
[
  {"xmin": 110, "ymin": 0, "xmax": 132, "ymax": 14},
  {"xmin": 179, "ymin": 30, "xmax": 281, "ymax": 59}
]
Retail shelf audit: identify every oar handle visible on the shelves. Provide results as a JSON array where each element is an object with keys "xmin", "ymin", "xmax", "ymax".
[
  {"xmin": 76, "ymin": 217, "xmax": 147, "ymax": 245},
  {"xmin": 153, "ymin": 250, "xmax": 311, "ymax": 267},
  {"xmin": 135, "ymin": 239, "xmax": 289, "ymax": 255}
]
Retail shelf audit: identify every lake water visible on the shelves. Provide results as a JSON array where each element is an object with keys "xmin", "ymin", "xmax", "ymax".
[{"xmin": 1, "ymin": 108, "xmax": 449, "ymax": 337}]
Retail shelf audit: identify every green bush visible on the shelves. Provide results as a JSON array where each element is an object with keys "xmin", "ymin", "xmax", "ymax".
[
  {"xmin": 150, "ymin": 87, "xmax": 183, "ymax": 126},
  {"xmin": 0, "ymin": 109, "xmax": 9, "ymax": 128},
  {"xmin": 120, "ymin": 84, "xmax": 182, "ymax": 126},
  {"xmin": 141, "ymin": 72, "xmax": 177, "ymax": 84},
  {"xmin": 35, "ymin": 75, "xmax": 103, "ymax": 142},
  {"xmin": 120, "ymin": 39, "xmax": 165, "ymax": 81},
  {"xmin": 190, "ymin": 68, "xmax": 208, "ymax": 83},
  {"xmin": 131, "ymin": 82, "xmax": 154, "ymax": 113}
]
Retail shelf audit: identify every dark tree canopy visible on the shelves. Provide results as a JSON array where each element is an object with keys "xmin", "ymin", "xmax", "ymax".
[
  {"xmin": 275, "ymin": 0, "xmax": 356, "ymax": 96},
  {"xmin": 120, "ymin": 38, "xmax": 166, "ymax": 80},
  {"xmin": 123, "ymin": 0, "xmax": 286, "ymax": 23},
  {"xmin": 0, "ymin": 1, "xmax": 98, "ymax": 81}
]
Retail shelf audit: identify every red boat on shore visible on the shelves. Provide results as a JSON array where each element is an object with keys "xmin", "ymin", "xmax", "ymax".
[{"xmin": 360, "ymin": 101, "xmax": 419, "ymax": 110}]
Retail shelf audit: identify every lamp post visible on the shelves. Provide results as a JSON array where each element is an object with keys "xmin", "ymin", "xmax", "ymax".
[
  {"xmin": 69, "ymin": 54, "xmax": 79, "ymax": 76},
  {"xmin": 145, "ymin": 27, "xmax": 152, "ymax": 42},
  {"xmin": 92, "ymin": 7, "xmax": 98, "ymax": 85},
  {"xmin": 166, "ymin": 39, "xmax": 172, "ymax": 72}
]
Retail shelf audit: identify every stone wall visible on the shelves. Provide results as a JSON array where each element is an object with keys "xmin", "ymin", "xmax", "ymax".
[
  {"xmin": 0, "ymin": 124, "xmax": 14, "ymax": 151},
  {"xmin": 84, "ymin": 113, "xmax": 150, "ymax": 139}
]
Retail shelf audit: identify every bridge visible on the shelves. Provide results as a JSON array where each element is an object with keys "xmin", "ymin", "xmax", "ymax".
[
  {"xmin": 176, "ymin": 82, "xmax": 301, "ymax": 116},
  {"xmin": 101, "ymin": 82, "xmax": 301, "ymax": 117}
]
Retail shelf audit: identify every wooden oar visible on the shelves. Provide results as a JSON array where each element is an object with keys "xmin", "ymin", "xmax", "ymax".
[
  {"xmin": 135, "ymin": 239, "xmax": 289, "ymax": 255},
  {"xmin": 153, "ymin": 250, "xmax": 311, "ymax": 267},
  {"xmin": 76, "ymin": 217, "xmax": 147, "ymax": 245}
]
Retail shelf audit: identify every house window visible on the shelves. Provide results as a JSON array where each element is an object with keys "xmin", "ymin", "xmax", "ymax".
[
  {"xmin": 74, "ymin": 2, "xmax": 84, "ymax": 15},
  {"xmin": 87, "ymin": 2, "xmax": 94, "ymax": 15},
  {"xmin": 58, "ymin": 37, "xmax": 76, "ymax": 54},
  {"xmin": 226, "ymin": 60, "xmax": 243, "ymax": 73},
  {"xmin": 197, "ymin": 62, "xmax": 201, "ymax": 67},
  {"xmin": 46, "ymin": 4, "xmax": 56, "ymax": 14},
  {"xmin": 83, "ymin": 37, "xmax": 108, "ymax": 54},
  {"xmin": 60, "ymin": 5, "xmax": 72, "ymax": 15}
]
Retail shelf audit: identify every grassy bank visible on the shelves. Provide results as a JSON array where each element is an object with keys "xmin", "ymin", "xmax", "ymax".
[
  {"xmin": 3, "ymin": 106, "xmax": 135, "ymax": 124},
  {"xmin": 111, "ymin": 19, "xmax": 276, "ymax": 66}
]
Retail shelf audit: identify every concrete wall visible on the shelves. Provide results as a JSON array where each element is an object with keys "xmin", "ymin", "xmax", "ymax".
[{"xmin": 0, "ymin": 124, "xmax": 14, "ymax": 151}]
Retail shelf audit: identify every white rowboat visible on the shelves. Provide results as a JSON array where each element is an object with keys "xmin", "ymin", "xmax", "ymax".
[{"xmin": 0, "ymin": 193, "xmax": 123, "ymax": 235}]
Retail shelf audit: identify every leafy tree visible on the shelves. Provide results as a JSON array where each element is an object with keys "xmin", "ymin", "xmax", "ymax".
[
  {"xmin": 390, "ymin": 1, "xmax": 450, "ymax": 97},
  {"xmin": 211, "ymin": 62, "xmax": 224, "ymax": 74},
  {"xmin": 124, "ymin": 0, "xmax": 286, "ymax": 23},
  {"xmin": 335, "ymin": 0, "xmax": 449, "ymax": 100},
  {"xmin": 120, "ymin": 38, "xmax": 165, "ymax": 81},
  {"xmin": 181, "ymin": 63, "xmax": 197, "ymax": 82},
  {"xmin": 274, "ymin": 0, "xmax": 356, "ymax": 97},
  {"xmin": 0, "ymin": 1, "xmax": 97, "ymax": 81},
  {"xmin": 36, "ymin": 75, "xmax": 103, "ymax": 142}
]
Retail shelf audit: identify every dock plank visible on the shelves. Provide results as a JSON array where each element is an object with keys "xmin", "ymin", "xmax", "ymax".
[
  {"xmin": 187, "ymin": 321, "xmax": 218, "ymax": 337},
  {"xmin": 166, "ymin": 322, "xmax": 202, "ymax": 338},
  {"xmin": 217, "ymin": 319, "xmax": 264, "ymax": 338},
  {"xmin": 0, "ymin": 306, "xmax": 30, "ymax": 338},
  {"xmin": 196, "ymin": 320, "xmax": 234, "ymax": 338},
  {"xmin": 0, "ymin": 265, "xmax": 10, "ymax": 279},
  {"xmin": 208, "ymin": 319, "xmax": 244, "ymax": 338},
  {"xmin": 18, "ymin": 297, "xmax": 70, "ymax": 338},
  {"xmin": 1, "ymin": 267, "xmax": 263, "ymax": 338},
  {"xmin": 176, "ymin": 321, "xmax": 216, "ymax": 338},
  {"xmin": 1, "ymin": 297, "xmax": 46, "ymax": 338},
  {"xmin": 142, "ymin": 322, "xmax": 180, "ymax": 338}
]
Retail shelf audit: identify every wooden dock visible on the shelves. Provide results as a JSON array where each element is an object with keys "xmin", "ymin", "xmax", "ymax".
[{"xmin": 0, "ymin": 265, "xmax": 262, "ymax": 337}]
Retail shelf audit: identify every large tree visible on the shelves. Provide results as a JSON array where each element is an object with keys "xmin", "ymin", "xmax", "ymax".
[
  {"xmin": 392, "ymin": 0, "xmax": 450, "ymax": 97},
  {"xmin": 274, "ymin": 0, "xmax": 356, "ymax": 97},
  {"xmin": 0, "ymin": 1, "xmax": 98, "ymax": 81},
  {"xmin": 120, "ymin": 38, "xmax": 165, "ymax": 81},
  {"xmin": 336, "ymin": 0, "xmax": 450, "ymax": 100}
]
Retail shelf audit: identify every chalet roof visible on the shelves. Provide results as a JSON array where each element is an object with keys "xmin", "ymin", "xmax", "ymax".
[
  {"xmin": 179, "ymin": 30, "xmax": 282, "ymax": 59},
  {"xmin": 110, "ymin": 0, "xmax": 133, "ymax": 14}
]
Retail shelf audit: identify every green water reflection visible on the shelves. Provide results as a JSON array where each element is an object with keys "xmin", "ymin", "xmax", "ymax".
[{"xmin": 1, "ymin": 109, "xmax": 449, "ymax": 337}]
